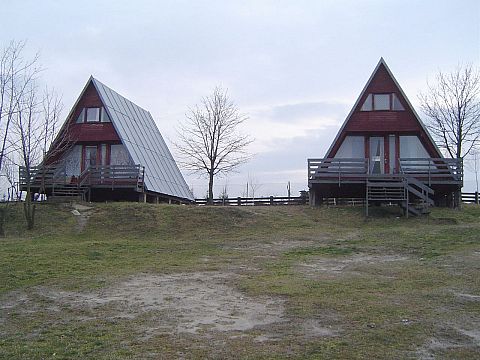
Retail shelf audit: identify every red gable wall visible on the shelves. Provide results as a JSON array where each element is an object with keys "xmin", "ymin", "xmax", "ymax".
[
  {"xmin": 67, "ymin": 82, "xmax": 121, "ymax": 143},
  {"xmin": 45, "ymin": 80, "xmax": 121, "ymax": 165},
  {"xmin": 346, "ymin": 64, "xmax": 419, "ymax": 133},
  {"xmin": 328, "ymin": 62, "xmax": 441, "ymax": 158}
]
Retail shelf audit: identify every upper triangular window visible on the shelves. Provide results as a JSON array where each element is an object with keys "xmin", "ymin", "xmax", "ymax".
[
  {"xmin": 76, "ymin": 109, "xmax": 85, "ymax": 123},
  {"xmin": 101, "ymin": 107, "xmax": 111, "ymax": 122},
  {"xmin": 392, "ymin": 93, "xmax": 405, "ymax": 110},
  {"xmin": 361, "ymin": 94, "xmax": 372, "ymax": 111},
  {"xmin": 360, "ymin": 93, "xmax": 405, "ymax": 111}
]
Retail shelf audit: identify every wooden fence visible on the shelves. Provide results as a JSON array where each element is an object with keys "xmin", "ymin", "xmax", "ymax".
[
  {"xmin": 196, "ymin": 193, "xmax": 480, "ymax": 206},
  {"xmin": 195, "ymin": 195, "xmax": 308, "ymax": 206},
  {"xmin": 461, "ymin": 192, "xmax": 480, "ymax": 204}
]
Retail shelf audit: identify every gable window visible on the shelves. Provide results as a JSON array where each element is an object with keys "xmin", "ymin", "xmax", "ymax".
[
  {"xmin": 76, "ymin": 107, "xmax": 111, "ymax": 123},
  {"xmin": 361, "ymin": 94, "xmax": 373, "ymax": 111},
  {"xmin": 360, "ymin": 93, "xmax": 405, "ymax": 111},
  {"xmin": 86, "ymin": 107, "xmax": 100, "ymax": 122},
  {"xmin": 392, "ymin": 93, "xmax": 405, "ymax": 110},
  {"xmin": 101, "ymin": 107, "xmax": 111, "ymax": 122},
  {"xmin": 373, "ymin": 94, "xmax": 390, "ymax": 110},
  {"xmin": 76, "ymin": 109, "xmax": 85, "ymax": 123}
]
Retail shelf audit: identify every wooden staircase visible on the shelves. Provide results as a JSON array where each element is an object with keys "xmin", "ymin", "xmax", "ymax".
[
  {"xmin": 49, "ymin": 183, "xmax": 88, "ymax": 202},
  {"xmin": 366, "ymin": 175, "xmax": 434, "ymax": 217}
]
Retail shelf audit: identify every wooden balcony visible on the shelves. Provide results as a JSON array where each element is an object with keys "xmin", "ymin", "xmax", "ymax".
[
  {"xmin": 308, "ymin": 157, "xmax": 463, "ymax": 186},
  {"xmin": 19, "ymin": 164, "xmax": 145, "ymax": 193}
]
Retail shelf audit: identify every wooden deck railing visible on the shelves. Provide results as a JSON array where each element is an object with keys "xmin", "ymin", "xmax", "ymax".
[
  {"xmin": 399, "ymin": 158, "xmax": 463, "ymax": 185},
  {"xmin": 308, "ymin": 157, "xmax": 463, "ymax": 186},
  {"xmin": 20, "ymin": 164, "xmax": 145, "ymax": 192},
  {"xmin": 78, "ymin": 165, "xmax": 145, "ymax": 191},
  {"xmin": 308, "ymin": 158, "xmax": 369, "ymax": 184}
]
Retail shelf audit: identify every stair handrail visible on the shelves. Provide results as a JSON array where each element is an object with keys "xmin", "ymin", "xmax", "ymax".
[{"xmin": 78, "ymin": 166, "xmax": 91, "ymax": 188}]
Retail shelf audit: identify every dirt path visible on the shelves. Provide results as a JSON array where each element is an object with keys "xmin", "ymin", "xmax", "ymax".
[{"xmin": 70, "ymin": 203, "xmax": 94, "ymax": 233}]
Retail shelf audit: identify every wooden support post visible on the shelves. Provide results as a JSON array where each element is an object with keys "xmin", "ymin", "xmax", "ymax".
[
  {"xmin": 168, "ymin": 199, "xmax": 172, "ymax": 205},
  {"xmin": 365, "ymin": 184, "xmax": 368, "ymax": 217},
  {"xmin": 237, "ymin": 197, "xmax": 241, "ymax": 206},
  {"xmin": 155, "ymin": 196, "xmax": 159, "ymax": 204},
  {"xmin": 476, "ymin": 191, "xmax": 479, "ymax": 204},
  {"xmin": 139, "ymin": 192, "xmax": 147, "ymax": 203},
  {"xmin": 270, "ymin": 196, "xmax": 274, "ymax": 206},
  {"xmin": 454, "ymin": 190, "xmax": 462, "ymax": 209}
]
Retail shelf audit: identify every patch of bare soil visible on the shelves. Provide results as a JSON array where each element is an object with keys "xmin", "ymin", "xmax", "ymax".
[
  {"xmin": 297, "ymin": 253, "xmax": 409, "ymax": 279},
  {"xmin": 416, "ymin": 309, "xmax": 480, "ymax": 358},
  {"xmin": 1, "ymin": 270, "xmax": 343, "ymax": 346},
  {"xmin": 70, "ymin": 203, "xmax": 94, "ymax": 233},
  {"xmin": 224, "ymin": 238, "xmax": 319, "ymax": 259},
  {"xmin": 18, "ymin": 272, "xmax": 286, "ymax": 336}
]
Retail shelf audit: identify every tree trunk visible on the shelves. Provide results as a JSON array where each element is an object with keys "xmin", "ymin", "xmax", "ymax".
[
  {"xmin": 23, "ymin": 185, "xmax": 36, "ymax": 230},
  {"xmin": 0, "ymin": 204, "xmax": 7, "ymax": 237},
  {"xmin": 208, "ymin": 171, "xmax": 214, "ymax": 205}
]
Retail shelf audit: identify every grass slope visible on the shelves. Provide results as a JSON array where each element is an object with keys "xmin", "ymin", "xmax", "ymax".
[{"xmin": 0, "ymin": 203, "xmax": 479, "ymax": 359}]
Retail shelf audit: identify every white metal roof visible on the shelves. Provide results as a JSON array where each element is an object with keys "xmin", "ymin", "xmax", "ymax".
[{"xmin": 91, "ymin": 77, "xmax": 194, "ymax": 201}]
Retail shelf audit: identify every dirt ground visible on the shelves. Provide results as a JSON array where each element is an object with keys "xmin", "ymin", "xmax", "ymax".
[
  {"xmin": 2, "ymin": 244, "xmax": 479, "ymax": 358},
  {"xmin": 1, "ymin": 268, "xmax": 341, "ymax": 341}
]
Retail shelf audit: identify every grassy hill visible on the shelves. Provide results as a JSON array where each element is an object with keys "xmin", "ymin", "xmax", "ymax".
[{"xmin": 1, "ymin": 203, "xmax": 479, "ymax": 359}]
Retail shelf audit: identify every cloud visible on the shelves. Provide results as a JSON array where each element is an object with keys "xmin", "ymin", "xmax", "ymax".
[{"xmin": 241, "ymin": 100, "xmax": 348, "ymax": 153}]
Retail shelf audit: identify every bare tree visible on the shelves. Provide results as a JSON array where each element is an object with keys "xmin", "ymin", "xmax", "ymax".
[
  {"xmin": 420, "ymin": 65, "xmax": 480, "ymax": 159},
  {"xmin": 247, "ymin": 173, "xmax": 262, "ymax": 198},
  {"xmin": 465, "ymin": 149, "xmax": 479, "ymax": 193},
  {"xmin": 9, "ymin": 82, "xmax": 64, "ymax": 229},
  {"xmin": 0, "ymin": 40, "xmax": 42, "ymax": 234},
  {"xmin": 0, "ymin": 41, "xmax": 40, "ymax": 172},
  {"xmin": 175, "ymin": 87, "xmax": 253, "ymax": 204},
  {"xmin": 0, "ymin": 40, "xmax": 67, "ymax": 230}
]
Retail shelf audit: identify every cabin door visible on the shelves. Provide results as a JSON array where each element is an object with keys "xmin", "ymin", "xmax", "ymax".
[
  {"xmin": 84, "ymin": 146, "xmax": 98, "ymax": 170},
  {"xmin": 369, "ymin": 137, "xmax": 385, "ymax": 174}
]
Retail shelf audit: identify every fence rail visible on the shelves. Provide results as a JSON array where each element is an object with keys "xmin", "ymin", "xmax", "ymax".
[
  {"xmin": 462, "ymin": 192, "xmax": 480, "ymax": 204},
  {"xmin": 195, "ymin": 195, "xmax": 308, "ymax": 206},
  {"xmin": 196, "ymin": 192, "xmax": 480, "ymax": 207}
]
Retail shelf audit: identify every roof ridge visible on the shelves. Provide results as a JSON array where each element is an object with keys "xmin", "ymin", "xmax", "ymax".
[{"xmin": 91, "ymin": 77, "xmax": 151, "ymax": 115}]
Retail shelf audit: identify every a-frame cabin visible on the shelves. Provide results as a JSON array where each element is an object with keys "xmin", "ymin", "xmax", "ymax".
[
  {"xmin": 19, "ymin": 77, "xmax": 194, "ymax": 203},
  {"xmin": 308, "ymin": 58, "xmax": 463, "ymax": 215}
]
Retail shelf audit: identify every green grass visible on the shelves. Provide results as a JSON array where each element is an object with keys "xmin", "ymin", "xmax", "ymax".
[{"xmin": 1, "ymin": 202, "xmax": 479, "ymax": 359}]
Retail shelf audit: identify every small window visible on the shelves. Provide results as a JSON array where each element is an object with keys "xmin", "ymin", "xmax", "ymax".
[
  {"xmin": 373, "ymin": 94, "xmax": 390, "ymax": 110},
  {"xmin": 392, "ymin": 93, "xmax": 405, "ymax": 111},
  {"xmin": 86, "ymin": 108, "xmax": 100, "ymax": 122},
  {"xmin": 76, "ymin": 109, "xmax": 85, "ymax": 123},
  {"xmin": 361, "ymin": 94, "xmax": 373, "ymax": 111},
  {"xmin": 101, "ymin": 107, "xmax": 111, "ymax": 122}
]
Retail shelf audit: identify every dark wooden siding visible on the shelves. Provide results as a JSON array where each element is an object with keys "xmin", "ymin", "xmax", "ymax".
[
  {"xmin": 328, "ymin": 63, "xmax": 441, "ymax": 158},
  {"xmin": 69, "ymin": 123, "xmax": 120, "ymax": 142},
  {"xmin": 45, "ymin": 81, "xmax": 121, "ymax": 165}
]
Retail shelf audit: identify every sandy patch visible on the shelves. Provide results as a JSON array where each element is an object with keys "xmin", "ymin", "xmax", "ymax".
[
  {"xmin": 70, "ymin": 203, "xmax": 94, "ymax": 233},
  {"xmin": 297, "ymin": 254, "xmax": 409, "ymax": 278},
  {"xmin": 36, "ymin": 272, "xmax": 285, "ymax": 335},
  {"xmin": 1, "ymin": 271, "xmax": 343, "ymax": 344},
  {"xmin": 417, "ymin": 314, "xmax": 480, "ymax": 358},
  {"xmin": 226, "ymin": 239, "xmax": 317, "ymax": 252}
]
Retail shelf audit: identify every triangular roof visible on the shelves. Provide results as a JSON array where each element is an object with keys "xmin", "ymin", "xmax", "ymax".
[
  {"xmin": 325, "ymin": 58, "xmax": 442, "ymax": 158},
  {"xmin": 62, "ymin": 76, "xmax": 194, "ymax": 201}
]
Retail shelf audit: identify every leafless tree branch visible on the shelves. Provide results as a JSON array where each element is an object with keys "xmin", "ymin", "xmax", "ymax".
[
  {"xmin": 420, "ymin": 64, "xmax": 480, "ymax": 159},
  {"xmin": 174, "ymin": 87, "xmax": 254, "ymax": 203}
]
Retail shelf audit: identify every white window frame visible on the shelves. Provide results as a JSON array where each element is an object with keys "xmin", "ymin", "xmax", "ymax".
[{"xmin": 86, "ymin": 107, "xmax": 101, "ymax": 122}]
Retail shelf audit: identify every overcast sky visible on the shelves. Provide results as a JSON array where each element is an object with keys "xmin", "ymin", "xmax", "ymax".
[{"xmin": 2, "ymin": 0, "xmax": 479, "ymax": 196}]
